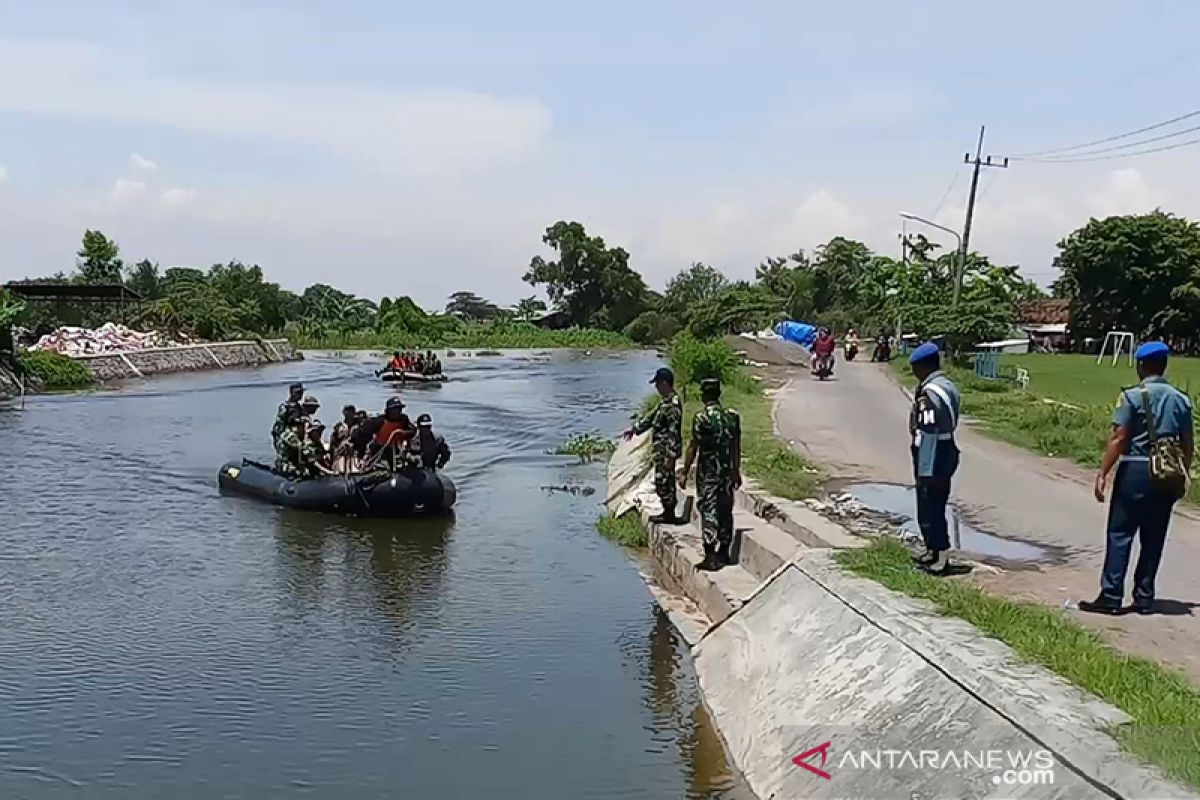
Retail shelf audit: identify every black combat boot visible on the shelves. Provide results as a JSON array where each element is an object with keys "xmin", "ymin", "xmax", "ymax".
[
  {"xmin": 697, "ymin": 544, "xmax": 723, "ymax": 572},
  {"xmin": 649, "ymin": 511, "xmax": 680, "ymax": 524}
]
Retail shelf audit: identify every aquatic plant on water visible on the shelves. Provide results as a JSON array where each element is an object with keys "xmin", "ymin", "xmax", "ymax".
[{"xmin": 554, "ymin": 431, "xmax": 617, "ymax": 462}]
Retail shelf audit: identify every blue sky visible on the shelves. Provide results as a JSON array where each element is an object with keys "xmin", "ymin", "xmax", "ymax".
[{"xmin": 1, "ymin": 0, "xmax": 1198, "ymax": 307}]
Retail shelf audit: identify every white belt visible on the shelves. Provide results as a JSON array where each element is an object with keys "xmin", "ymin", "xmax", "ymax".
[{"xmin": 1119, "ymin": 455, "xmax": 1149, "ymax": 462}]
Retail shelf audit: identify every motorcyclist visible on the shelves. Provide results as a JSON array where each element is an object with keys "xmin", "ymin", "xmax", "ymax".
[
  {"xmin": 845, "ymin": 328, "xmax": 861, "ymax": 361},
  {"xmin": 811, "ymin": 328, "xmax": 836, "ymax": 374}
]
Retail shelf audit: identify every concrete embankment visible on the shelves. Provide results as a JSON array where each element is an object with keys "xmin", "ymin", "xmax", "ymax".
[
  {"xmin": 608, "ymin": 434, "xmax": 1196, "ymax": 800},
  {"xmin": 76, "ymin": 339, "xmax": 300, "ymax": 382}
]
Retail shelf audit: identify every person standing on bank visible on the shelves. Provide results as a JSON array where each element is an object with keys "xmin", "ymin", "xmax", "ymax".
[
  {"xmin": 625, "ymin": 367, "xmax": 684, "ymax": 524},
  {"xmin": 679, "ymin": 378, "xmax": 742, "ymax": 571},
  {"xmin": 1082, "ymin": 341, "xmax": 1193, "ymax": 616},
  {"xmin": 908, "ymin": 342, "xmax": 961, "ymax": 576}
]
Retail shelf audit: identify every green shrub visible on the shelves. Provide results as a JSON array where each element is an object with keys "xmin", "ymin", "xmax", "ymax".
[
  {"xmin": 624, "ymin": 310, "xmax": 681, "ymax": 345},
  {"xmin": 16, "ymin": 350, "xmax": 94, "ymax": 390},
  {"xmin": 668, "ymin": 331, "xmax": 739, "ymax": 384},
  {"xmin": 595, "ymin": 511, "xmax": 648, "ymax": 547}
]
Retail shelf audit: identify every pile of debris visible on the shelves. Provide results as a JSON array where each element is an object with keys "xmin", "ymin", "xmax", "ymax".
[{"xmin": 30, "ymin": 323, "xmax": 189, "ymax": 356}]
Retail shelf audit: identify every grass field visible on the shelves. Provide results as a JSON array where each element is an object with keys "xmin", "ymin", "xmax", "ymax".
[
  {"xmin": 838, "ymin": 539, "xmax": 1200, "ymax": 790},
  {"xmin": 1001, "ymin": 353, "xmax": 1200, "ymax": 407}
]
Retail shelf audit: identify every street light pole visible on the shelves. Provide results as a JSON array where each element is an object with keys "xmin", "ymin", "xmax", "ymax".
[{"xmin": 899, "ymin": 212, "xmax": 964, "ymax": 306}]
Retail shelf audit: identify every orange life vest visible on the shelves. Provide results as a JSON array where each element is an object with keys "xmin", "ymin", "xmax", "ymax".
[{"xmin": 374, "ymin": 419, "xmax": 408, "ymax": 448}]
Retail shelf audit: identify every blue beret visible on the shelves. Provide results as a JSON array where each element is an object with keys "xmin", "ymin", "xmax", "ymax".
[
  {"xmin": 909, "ymin": 342, "xmax": 940, "ymax": 364},
  {"xmin": 1135, "ymin": 341, "xmax": 1169, "ymax": 360}
]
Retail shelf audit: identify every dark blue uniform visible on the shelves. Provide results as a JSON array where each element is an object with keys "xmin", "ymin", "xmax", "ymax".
[
  {"xmin": 1100, "ymin": 376, "xmax": 1193, "ymax": 609},
  {"xmin": 910, "ymin": 370, "xmax": 961, "ymax": 552}
]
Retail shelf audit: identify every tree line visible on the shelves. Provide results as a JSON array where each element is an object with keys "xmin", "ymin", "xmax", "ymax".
[{"xmin": 4, "ymin": 208, "xmax": 1199, "ymax": 352}]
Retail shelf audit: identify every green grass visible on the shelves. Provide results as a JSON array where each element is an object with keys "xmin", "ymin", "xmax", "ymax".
[
  {"xmin": 595, "ymin": 511, "xmax": 649, "ymax": 547},
  {"xmin": 15, "ymin": 350, "xmax": 95, "ymax": 390},
  {"xmin": 891, "ymin": 354, "xmax": 1200, "ymax": 501},
  {"xmin": 837, "ymin": 538, "xmax": 1200, "ymax": 790},
  {"xmin": 291, "ymin": 323, "xmax": 635, "ymax": 351}
]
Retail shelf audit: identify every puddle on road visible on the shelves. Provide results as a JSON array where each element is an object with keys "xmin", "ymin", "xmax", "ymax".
[{"xmin": 844, "ymin": 483, "xmax": 1051, "ymax": 563}]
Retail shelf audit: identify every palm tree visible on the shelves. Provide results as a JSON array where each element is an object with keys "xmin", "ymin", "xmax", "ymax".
[{"xmin": 513, "ymin": 295, "xmax": 547, "ymax": 322}]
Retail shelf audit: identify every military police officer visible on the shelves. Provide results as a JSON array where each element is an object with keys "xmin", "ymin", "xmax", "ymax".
[
  {"xmin": 627, "ymin": 367, "xmax": 684, "ymax": 524},
  {"xmin": 908, "ymin": 342, "xmax": 961, "ymax": 576},
  {"xmin": 679, "ymin": 377, "xmax": 742, "ymax": 571},
  {"xmin": 271, "ymin": 382, "xmax": 305, "ymax": 446},
  {"xmin": 1082, "ymin": 341, "xmax": 1194, "ymax": 616}
]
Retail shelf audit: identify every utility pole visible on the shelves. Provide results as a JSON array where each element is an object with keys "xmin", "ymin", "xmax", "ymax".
[{"xmin": 957, "ymin": 125, "xmax": 1008, "ymax": 306}]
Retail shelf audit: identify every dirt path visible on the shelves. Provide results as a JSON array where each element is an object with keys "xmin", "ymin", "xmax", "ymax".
[{"xmin": 760, "ymin": 337, "xmax": 1200, "ymax": 683}]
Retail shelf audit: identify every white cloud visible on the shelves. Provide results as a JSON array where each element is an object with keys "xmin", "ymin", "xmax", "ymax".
[
  {"xmin": 129, "ymin": 152, "xmax": 157, "ymax": 171},
  {"xmin": 110, "ymin": 178, "xmax": 147, "ymax": 203},
  {"xmin": 648, "ymin": 188, "xmax": 864, "ymax": 280},
  {"xmin": 1087, "ymin": 168, "xmax": 1163, "ymax": 218},
  {"xmin": 0, "ymin": 39, "xmax": 551, "ymax": 176},
  {"xmin": 160, "ymin": 187, "xmax": 197, "ymax": 207}
]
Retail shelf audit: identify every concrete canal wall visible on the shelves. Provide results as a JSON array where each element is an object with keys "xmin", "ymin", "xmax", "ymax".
[
  {"xmin": 607, "ymin": 434, "xmax": 1195, "ymax": 800},
  {"xmin": 76, "ymin": 339, "xmax": 301, "ymax": 382}
]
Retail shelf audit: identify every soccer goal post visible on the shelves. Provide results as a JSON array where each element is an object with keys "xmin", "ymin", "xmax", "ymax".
[{"xmin": 1097, "ymin": 331, "xmax": 1134, "ymax": 367}]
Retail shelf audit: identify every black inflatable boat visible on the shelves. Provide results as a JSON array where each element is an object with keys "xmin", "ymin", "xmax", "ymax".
[
  {"xmin": 218, "ymin": 460, "xmax": 456, "ymax": 516},
  {"xmin": 380, "ymin": 371, "xmax": 447, "ymax": 384}
]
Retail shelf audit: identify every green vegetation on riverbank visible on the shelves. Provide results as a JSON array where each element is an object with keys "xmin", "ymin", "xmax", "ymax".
[
  {"xmin": 15, "ymin": 350, "xmax": 94, "ymax": 390},
  {"xmin": 595, "ymin": 512, "xmax": 649, "ymax": 547},
  {"xmin": 837, "ymin": 538, "xmax": 1200, "ymax": 790},
  {"xmin": 669, "ymin": 334, "xmax": 819, "ymax": 499},
  {"xmin": 890, "ymin": 353, "xmax": 1200, "ymax": 502},
  {"xmin": 291, "ymin": 323, "xmax": 633, "ymax": 351}
]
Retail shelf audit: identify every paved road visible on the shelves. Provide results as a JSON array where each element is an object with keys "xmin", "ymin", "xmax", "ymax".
[{"xmin": 766, "ymin": 341, "xmax": 1200, "ymax": 682}]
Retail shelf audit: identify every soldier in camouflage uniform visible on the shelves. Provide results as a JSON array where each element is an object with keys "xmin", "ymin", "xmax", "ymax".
[
  {"xmin": 680, "ymin": 378, "xmax": 742, "ymax": 570},
  {"xmin": 271, "ymin": 382, "xmax": 305, "ymax": 446},
  {"xmin": 628, "ymin": 367, "xmax": 684, "ymax": 523},
  {"xmin": 275, "ymin": 418, "xmax": 323, "ymax": 478}
]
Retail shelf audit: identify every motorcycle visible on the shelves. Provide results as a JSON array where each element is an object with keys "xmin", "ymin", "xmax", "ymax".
[
  {"xmin": 871, "ymin": 337, "xmax": 892, "ymax": 362},
  {"xmin": 845, "ymin": 341, "xmax": 859, "ymax": 361},
  {"xmin": 813, "ymin": 352, "xmax": 835, "ymax": 380}
]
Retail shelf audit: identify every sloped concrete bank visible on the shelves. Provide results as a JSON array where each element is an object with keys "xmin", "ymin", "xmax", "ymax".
[
  {"xmin": 76, "ymin": 339, "xmax": 300, "ymax": 382},
  {"xmin": 607, "ymin": 434, "xmax": 1195, "ymax": 800}
]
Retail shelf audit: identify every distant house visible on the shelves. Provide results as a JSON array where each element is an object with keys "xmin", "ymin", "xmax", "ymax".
[
  {"xmin": 533, "ymin": 310, "xmax": 573, "ymax": 330},
  {"xmin": 1017, "ymin": 299, "xmax": 1071, "ymax": 351}
]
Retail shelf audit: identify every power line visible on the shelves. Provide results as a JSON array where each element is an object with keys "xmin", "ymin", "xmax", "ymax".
[
  {"xmin": 1010, "ymin": 108, "xmax": 1200, "ymax": 158},
  {"xmin": 1018, "ymin": 121, "xmax": 1200, "ymax": 161},
  {"xmin": 931, "ymin": 168, "xmax": 961, "ymax": 217},
  {"xmin": 1016, "ymin": 133, "xmax": 1200, "ymax": 164}
]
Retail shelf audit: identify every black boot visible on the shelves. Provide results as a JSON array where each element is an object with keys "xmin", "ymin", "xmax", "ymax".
[
  {"xmin": 649, "ymin": 512, "xmax": 680, "ymax": 525},
  {"xmin": 1078, "ymin": 595, "xmax": 1124, "ymax": 616},
  {"xmin": 716, "ymin": 544, "xmax": 734, "ymax": 566},
  {"xmin": 697, "ymin": 544, "xmax": 723, "ymax": 572}
]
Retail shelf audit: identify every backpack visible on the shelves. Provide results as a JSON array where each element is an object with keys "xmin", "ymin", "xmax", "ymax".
[{"xmin": 1137, "ymin": 386, "xmax": 1190, "ymax": 500}]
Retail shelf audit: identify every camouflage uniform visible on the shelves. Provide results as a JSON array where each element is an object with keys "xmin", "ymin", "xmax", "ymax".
[
  {"xmin": 693, "ymin": 401, "xmax": 741, "ymax": 550},
  {"xmin": 271, "ymin": 400, "xmax": 301, "ymax": 446},
  {"xmin": 634, "ymin": 393, "xmax": 683, "ymax": 516},
  {"xmin": 275, "ymin": 426, "xmax": 320, "ymax": 478}
]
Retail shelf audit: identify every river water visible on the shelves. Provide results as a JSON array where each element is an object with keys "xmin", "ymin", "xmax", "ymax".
[{"xmin": 0, "ymin": 350, "xmax": 743, "ymax": 800}]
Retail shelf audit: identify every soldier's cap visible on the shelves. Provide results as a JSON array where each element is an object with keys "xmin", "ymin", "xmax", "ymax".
[
  {"xmin": 416, "ymin": 413, "xmax": 433, "ymax": 426},
  {"xmin": 699, "ymin": 377, "xmax": 721, "ymax": 391},
  {"xmin": 650, "ymin": 367, "xmax": 675, "ymax": 385},
  {"xmin": 342, "ymin": 404, "xmax": 357, "ymax": 413},
  {"xmin": 288, "ymin": 382, "xmax": 304, "ymax": 392},
  {"xmin": 385, "ymin": 396, "xmax": 406, "ymax": 409},
  {"xmin": 908, "ymin": 342, "xmax": 940, "ymax": 365},
  {"xmin": 300, "ymin": 394, "xmax": 320, "ymax": 407},
  {"xmin": 1135, "ymin": 341, "xmax": 1169, "ymax": 361}
]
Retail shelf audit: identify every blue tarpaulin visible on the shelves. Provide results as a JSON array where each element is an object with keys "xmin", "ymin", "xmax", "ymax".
[{"xmin": 774, "ymin": 321, "xmax": 817, "ymax": 348}]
